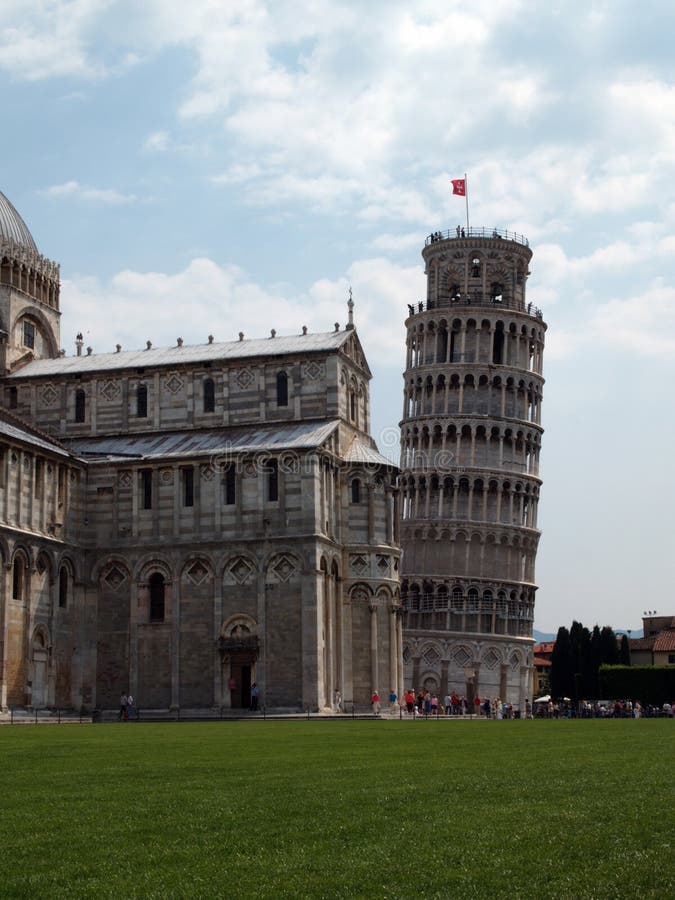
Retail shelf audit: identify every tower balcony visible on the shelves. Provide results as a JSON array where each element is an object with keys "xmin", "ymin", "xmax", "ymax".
[
  {"xmin": 406, "ymin": 295, "xmax": 543, "ymax": 320},
  {"xmin": 425, "ymin": 226, "xmax": 530, "ymax": 247}
]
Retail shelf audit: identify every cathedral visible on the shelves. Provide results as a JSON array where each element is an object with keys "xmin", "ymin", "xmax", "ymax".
[{"xmin": 0, "ymin": 190, "xmax": 402, "ymax": 714}]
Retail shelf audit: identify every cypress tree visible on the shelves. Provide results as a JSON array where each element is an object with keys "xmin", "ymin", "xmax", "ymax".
[
  {"xmin": 590, "ymin": 625, "xmax": 603, "ymax": 697},
  {"xmin": 619, "ymin": 634, "xmax": 630, "ymax": 666},
  {"xmin": 550, "ymin": 626, "xmax": 573, "ymax": 699},
  {"xmin": 600, "ymin": 625, "xmax": 620, "ymax": 666}
]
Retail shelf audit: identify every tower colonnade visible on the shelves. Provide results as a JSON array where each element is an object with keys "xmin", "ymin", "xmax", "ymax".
[{"xmin": 399, "ymin": 231, "xmax": 546, "ymax": 706}]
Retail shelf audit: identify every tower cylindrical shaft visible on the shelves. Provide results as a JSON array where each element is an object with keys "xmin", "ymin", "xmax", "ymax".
[{"xmin": 399, "ymin": 228, "xmax": 546, "ymax": 707}]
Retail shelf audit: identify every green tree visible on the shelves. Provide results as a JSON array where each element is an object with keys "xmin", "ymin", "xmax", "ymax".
[
  {"xmin": 590, "ymin": 625, "xmax": 603, "ymax": 697},
  {"xmin": 550, "ymin": 626, "xmax": 573, "ymax": 699},
  {"xmin": 569, "ymin": 620, "xmax": 592, "ymax": 698},
  {"xmin": 600, "ymin": 626, "xmax": 620, "ymax": 666},
  {"xmin": 619, "ymin": 634, "xmax": 630, "ymax": 666}
]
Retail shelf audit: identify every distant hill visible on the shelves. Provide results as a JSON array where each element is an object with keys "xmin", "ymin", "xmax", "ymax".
[
  {"xmin": 533, "ymin": 629, "xmax": 556, "ymax": 643},
  {"xmin": 533, "ymin": 627, "xmax": 643, "ymax": 644}
]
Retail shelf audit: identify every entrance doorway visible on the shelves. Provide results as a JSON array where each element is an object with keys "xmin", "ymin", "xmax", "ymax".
[{"xmin": 229, "ymin": 661, "xmax": 252, "ymax": 709}]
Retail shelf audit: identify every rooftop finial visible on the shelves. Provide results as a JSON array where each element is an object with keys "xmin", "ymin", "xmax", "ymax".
[
  {"xmin": 75, "ymin": 332, "xmax": 83, "ymax": 357},
  {"xmin": 346, "ymin": 286, "xmax": 354, "ymax": 330}
]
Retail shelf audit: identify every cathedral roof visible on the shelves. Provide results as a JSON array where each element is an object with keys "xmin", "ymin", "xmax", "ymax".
[
  {"xmin": 344, "ymin": 434, "xmax": 395, "ymax": 467},
  {"xmin": 0, "ymin": 191, "xmax": 38, "ymax": 251},
  {"xmin": 63, "ymin": 420, "xmax": 341, "ymax": 461},
  {"xmin": 8, "ymin": 329, "xmax": 358, "ymax": 376},
  {"xmin": 0, "ymin": 409, "xmax": 71, "ymax": 458}
]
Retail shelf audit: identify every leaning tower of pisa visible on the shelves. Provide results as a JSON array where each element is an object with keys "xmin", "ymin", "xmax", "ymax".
[{"xmin": 399, "ymin": 227, "xmax": 546, "ymax": 707}]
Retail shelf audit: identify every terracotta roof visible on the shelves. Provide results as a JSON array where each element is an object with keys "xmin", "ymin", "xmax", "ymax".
[
  {"xmin": 534, "ymin": 641, "xmax": 555, "ymax": 654},
  {"xmin": 653, "ymin": 631, "xmax": 675, "ymax": 652},
  {"xmin": 533, "ymin": 656, "xmax": 551, "ymax": 667},
  {"xmin": 629, "ymin": 637, "xmax": 655, "ymax": 651}
]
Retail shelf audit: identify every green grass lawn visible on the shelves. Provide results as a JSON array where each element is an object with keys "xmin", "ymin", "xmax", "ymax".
[{"xmin": 1, "ymin": 719, "xmax": 673, "ymax": 899}]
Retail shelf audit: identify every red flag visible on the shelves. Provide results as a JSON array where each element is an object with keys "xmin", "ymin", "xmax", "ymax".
[{"xmin": 452, "ymin": 178, "xmax": 466, "ymax": 196}]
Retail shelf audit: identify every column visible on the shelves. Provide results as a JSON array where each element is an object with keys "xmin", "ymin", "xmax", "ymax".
[
  {"xmin": 370, "ymin": 604, "xmax": 378, "ymax": 692},
  {"xmin": 389, "ymin": 606, "xmax": 398, "ymax": 700}
]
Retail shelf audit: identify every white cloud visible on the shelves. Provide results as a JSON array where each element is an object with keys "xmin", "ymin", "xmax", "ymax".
[
  {"xmin": 43, "ymin": 181, "xmax": 137, "ymax": 205},
  {"xmin": 142, "ymin": 131, "xmax": 170, "ymax": 153},
  {"xmin": 60, "ymin": 254, "xmax": 422, "ymax": 370},
  {"xmin": 587, "ymin": 282, "xmax": 675, "ymax": 357}
]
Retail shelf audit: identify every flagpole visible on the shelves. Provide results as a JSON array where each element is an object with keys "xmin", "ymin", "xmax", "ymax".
[{"xmin": 465, "ymin": 172, "xmax": 469, "ymax": 233}]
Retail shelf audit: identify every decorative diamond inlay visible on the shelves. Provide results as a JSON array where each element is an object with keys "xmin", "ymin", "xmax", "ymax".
[
  {"xmin": 271, "ymin": 554, "xmax": 297, "ymax": 582},
  {"xmin": 510, "ymin": 652, "xmax": 521, "ymax": 671},
  {"xmin": 200, "ymin": 464, "xmax": 215, "ymax": 481},
  {"xmin": 40, "ymin": 384, "xmax": 59, "ymax": 407},
  {"xmin": 118, "ymin": 471, "xmax": 132, "ymax": 488},
  {"xmin": 227, "ymin": 557, "xmax": 255, "ymax": 585},
  {"xmin": 350, "ymin": 555, "xmax": 368, "ymax": 576},
  {"xmin": 104, "ymin": 566, "xmax": 126, "ymax": 591},
  {"xmin": 302, "ymin": 361, "xmax": 324, "ymax": 381},
  {"xmin": 402, "ymin": 646, "xmax": 411, "ymax": 664},
  {"xmin": 483, "ymin": 649, "xmax": 500, "ymax": 671},
  {"xmin": 423, "ymin": 647, "xmax": 440, "ymax": 666},
  {"xmin": 454, "ymin": 647, "xmax": 472, "ymax": 668},
  {"xmin": 376, "ymin": 555, "xmax": 389, "ymax": 574},
  {"xmin": 186, "ymin": 561, "xmax": 209, "ymax": 585},
  {"xmin": 100, "ymin": 380, "xmax": 121, "ymax": 402},
  {"xmin": 235, "ymin": 367, "xmax": 255, "ymax": 389},
  {"xmin": 165, "ymin": 373, "xmax": 184, "ymax": 394}
]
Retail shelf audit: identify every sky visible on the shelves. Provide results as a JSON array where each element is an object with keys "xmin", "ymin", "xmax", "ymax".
[{"xmin": 2, "ymin": 0, "xmax": 675, "ymax": 634}]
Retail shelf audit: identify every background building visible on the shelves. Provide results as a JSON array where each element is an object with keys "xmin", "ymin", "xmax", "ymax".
[
  {"xmin": 399, "ymin": 227, "xmax": 546, "ymax": 705},
  {"xmin": 0, "ymin": 190, "xmax": 402, "ymax": 713}
]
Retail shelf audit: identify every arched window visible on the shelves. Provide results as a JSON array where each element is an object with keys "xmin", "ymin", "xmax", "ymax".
[
  {"xmin": 276, "ymin": 372, "xmax": 288, "ymax": 407},
  {"xmin": 267, "ymin": 459, "xmax": 279, "ymax": 502},
  {"xmin": 59, "ymin": 565, "xmax": 69, "ymax": 608},
  {"xmin": 149, "ymin": 572, "xmax": 165, "ymax": 623},
  {"xmin": 136, "ymin": 384, "xmax": 148, "ymax": 418},
  {"xmin": 492, "ymin": 322, "xmax": 504, "ymax": 365},
  {"xmin": 12, "ymin": 555, "xmax": 25, "ymax": 600},
  {"xmin": 224, "ymin": 465, "xmax": 236, "ymax": 505},
  {"xmin": 351, "ymin": 478, "xmax": 361, "ymax": 503},
  {"xmin": 75, "ymin": 389, "xmax": 86, "ymax": 423},
  {"xmin": 203, "ymin": 378, "xmax": 215, "ymax": 413}
]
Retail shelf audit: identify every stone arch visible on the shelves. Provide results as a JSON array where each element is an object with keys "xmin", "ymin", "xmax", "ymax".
[
  {"xmin": 220, "ymin": 613, "xmax": 258, "ymax": 639},
  {"xmin": 11, "ymin": 303, "xmax": 59, "ymax": 357},
  {"xmin": 135, "ymin": 557, "xmax": 173, "ymax": 584}
]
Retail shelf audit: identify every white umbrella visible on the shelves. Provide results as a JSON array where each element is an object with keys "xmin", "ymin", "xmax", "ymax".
[{"xmin": 534, "ymin": 695, "xmax": 550, "ymax": 703}]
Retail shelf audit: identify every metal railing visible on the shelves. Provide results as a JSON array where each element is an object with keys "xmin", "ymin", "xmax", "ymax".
[
  {"xmin": 425, "ymin": 227, "xmax": 529, "ymax": 247},
  {"xmin": 406, "ymin": 296, "xmax": 543, "ymax": 318}
]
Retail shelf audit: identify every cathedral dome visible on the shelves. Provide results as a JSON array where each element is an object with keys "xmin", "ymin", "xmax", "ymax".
[{"xmin": 0, "ymin": 191, "xmax": 38, "ymax": 251}]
